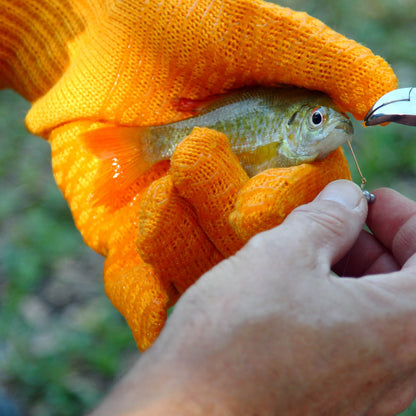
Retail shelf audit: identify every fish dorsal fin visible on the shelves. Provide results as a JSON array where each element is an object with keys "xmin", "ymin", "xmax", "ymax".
[
  {"xmin": 172, "ymin": 93, "xmax": 224, "ymax": 115},
  {"xmin": 82, "ymin": 126, "xmax": 156, "ymax": 206}
]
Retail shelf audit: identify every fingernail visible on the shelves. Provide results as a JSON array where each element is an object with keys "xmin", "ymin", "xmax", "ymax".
[{"xmin": 318, "ymin": 180, "xmax": 363, "ymax": 210}]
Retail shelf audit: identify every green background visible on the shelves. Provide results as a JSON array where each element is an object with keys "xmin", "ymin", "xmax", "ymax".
[{"xmin": 0, "ymin": 0, "xmax": 415, "ymax": 414}]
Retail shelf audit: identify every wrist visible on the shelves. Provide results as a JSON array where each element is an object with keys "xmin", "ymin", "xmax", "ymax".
[
  {"xmin": 90, "ymin": 343, "xmax": 238, "ymax": 416},
  {"xmin": 132, "ymin": 318, "xmax": 237, "ymax": 415}
]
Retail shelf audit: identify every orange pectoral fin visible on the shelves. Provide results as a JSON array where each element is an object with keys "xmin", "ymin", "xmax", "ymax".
[{"xmin": 81, "ymin": 126, "xmax": 156, "ymax": 206}]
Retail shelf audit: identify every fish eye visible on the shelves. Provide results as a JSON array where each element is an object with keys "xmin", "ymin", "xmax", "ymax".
[{"xmin": 309, "ymin": 107, "xmax": 326, "ymax": 129}]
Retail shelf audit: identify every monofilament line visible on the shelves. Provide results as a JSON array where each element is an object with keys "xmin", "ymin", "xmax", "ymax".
[
  {"xmin": 347, "ymin": 140, "xmax": 367, "ymax": 190},
  {"xmin": 346, "ymin": 140, "xmax": 375, "ymax": 204}
]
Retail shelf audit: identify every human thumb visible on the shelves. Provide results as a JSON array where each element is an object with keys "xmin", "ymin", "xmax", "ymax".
[{"xmin": 250, "ymin": 180, "xmax": 368, "ymax": 270}]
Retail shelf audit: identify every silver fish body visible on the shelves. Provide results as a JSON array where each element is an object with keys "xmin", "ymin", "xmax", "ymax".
[{"xmin": 141, "ymin": 86, "xmax": 353, "ymax": 176}]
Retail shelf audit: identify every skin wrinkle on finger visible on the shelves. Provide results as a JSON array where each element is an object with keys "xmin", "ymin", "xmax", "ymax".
[
  {"xmin": 281, "ymin": 197, "xmax": 368, "ymax": 267},
  {"xmin": 334, "ymin": 229, "xmax": 400, "ymax": 277},
  {"xmin": 364, "ymin": 251, "xmax": 400, "ymax": 276},
  {"xmin": 367, "ymin": 188, "xmax": 416, "ymax": 267},
  {"xmin": 360, "ymin": 231, "xmax": 400, "ymax": 275},
  {"xmin": 242, "ymin": 221, "xmax": 332, "ymax": 284}
]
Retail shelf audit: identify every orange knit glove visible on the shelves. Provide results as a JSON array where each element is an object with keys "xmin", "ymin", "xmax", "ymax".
[
  {"xmin": 137, "ymin": 128, "xmax": 350, "ymax": 294},
  {"xmin": 0, "ymin": 0, "xmax": 397, "ymax": 350}
]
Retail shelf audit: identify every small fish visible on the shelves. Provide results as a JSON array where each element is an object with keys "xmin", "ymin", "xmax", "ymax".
[{"xmin": 83, "ymin": 86, "xmax": 353, "ymax": 205}]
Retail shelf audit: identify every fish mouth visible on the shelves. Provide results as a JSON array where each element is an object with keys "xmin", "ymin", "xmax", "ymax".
[{"xmin": 335, "ymin": 120, "xmax": 354, "ymax": 135}]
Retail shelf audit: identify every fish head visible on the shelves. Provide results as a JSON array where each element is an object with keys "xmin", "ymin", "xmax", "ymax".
[{"xmin": 280, "ymin": 99, "xmax": 354, "ymax": 165}]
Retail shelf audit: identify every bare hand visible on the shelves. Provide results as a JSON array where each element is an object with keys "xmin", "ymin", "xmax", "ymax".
[{"xmin": 91, "ymin": 180, "xmax": 416, "ymax": 416}]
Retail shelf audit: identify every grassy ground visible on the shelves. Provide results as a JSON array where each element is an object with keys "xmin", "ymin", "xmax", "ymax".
[{"xmin": 1, "ymin": 0, "xmax": 416, "ymax": 415}]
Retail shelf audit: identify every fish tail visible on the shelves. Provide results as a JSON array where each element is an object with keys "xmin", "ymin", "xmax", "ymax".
[{"xmin": 81, "ymin": 126, "xmax": 156, "ymax": 206}]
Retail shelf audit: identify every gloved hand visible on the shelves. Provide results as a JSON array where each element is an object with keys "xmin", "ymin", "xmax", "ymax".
[
  {"xmin": 0, "ymin": 0, "xmax": 397, "ymax": 350},
  {"xmin": 137, "ymin": 127, "xmax": 350, "ymax": 291}
]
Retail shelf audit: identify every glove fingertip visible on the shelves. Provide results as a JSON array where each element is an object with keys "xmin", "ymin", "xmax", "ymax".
[
  {"xmin": 230, "ymin": 148, "xmax": 351, "ymax": 241},
  {"xmin": 104, "ymin": 254, "xmax": 171, "ymax": 352},
  {"xmin": 171, "ymin": 127, "xmax": 247, "ymax": 193},
  {"xmin": 138, "ymin": 175, "xmax": 224, "ymax": 294},
  {"xmin": 170, "ymin": 127, "xmax": 249, "ymax": 256}
]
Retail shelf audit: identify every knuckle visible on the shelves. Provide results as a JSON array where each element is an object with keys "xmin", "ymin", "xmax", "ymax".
[{"xmin": 291, "ymin": 204, "xmax": 349, "ymax": 240}]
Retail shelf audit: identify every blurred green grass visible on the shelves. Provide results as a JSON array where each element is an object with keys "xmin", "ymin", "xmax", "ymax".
[
  {"xmin": 0, "ymin": 0, "xmax": 416, "ymax": 415},
  {"xmin": 0, "ymin": 91, "xmax": 138, "ymax": 415}
]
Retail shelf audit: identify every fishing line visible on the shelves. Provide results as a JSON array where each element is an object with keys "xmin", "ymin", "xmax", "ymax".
[{"xmin": 346, "ymin": 140, "xmax": 375, "ymax": 204}]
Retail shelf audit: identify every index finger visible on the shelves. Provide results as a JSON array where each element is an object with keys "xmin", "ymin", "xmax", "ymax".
[{"xmin": 367, "ymin": 188, "xmax": 416, "ymax": 267}]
